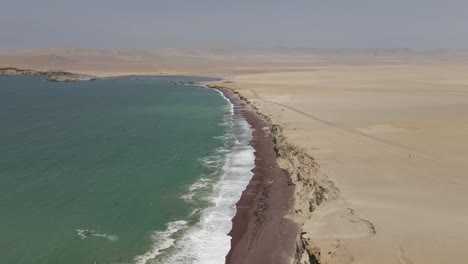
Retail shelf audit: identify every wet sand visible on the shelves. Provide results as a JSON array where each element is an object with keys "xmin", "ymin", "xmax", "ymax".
[{"xmin": 216, "ymin": 87, "xmax": 298, "ymax": 264}]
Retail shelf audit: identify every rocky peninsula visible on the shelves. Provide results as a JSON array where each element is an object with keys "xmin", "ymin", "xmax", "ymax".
[{"xmin": 0, "ymin": 67, "xmax": 98, "ymax": 82}]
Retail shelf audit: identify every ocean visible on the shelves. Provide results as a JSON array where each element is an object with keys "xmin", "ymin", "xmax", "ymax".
[{"xmin": 0, "ymin": 75, "xmax": 254, "ymax": 264}]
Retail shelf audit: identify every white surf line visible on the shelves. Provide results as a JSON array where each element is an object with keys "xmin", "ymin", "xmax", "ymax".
[{"xmin": 150, "ymin": 86, "xmax": 254, "ymax": 264}]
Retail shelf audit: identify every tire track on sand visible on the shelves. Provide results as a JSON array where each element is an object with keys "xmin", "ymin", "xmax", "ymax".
[{"xmin": 246, "ymin": 88, "xmax": 439, "ymax": 161}]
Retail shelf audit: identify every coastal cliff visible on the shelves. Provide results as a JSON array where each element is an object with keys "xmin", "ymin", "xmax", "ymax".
[
  {"xmin": 0, "ymin": 67, "xmax": 98, "ymax": 82},
  {"xmin": 209, "ymin": 85, "xmax": 338, "ymax": 264},
  {"xmin": 267, "ymin": 119, "xmax": 338, "ymax": 264},
  {"xmin": 245, "ymin": 96, "xmax": 337, "ymax": 264}
]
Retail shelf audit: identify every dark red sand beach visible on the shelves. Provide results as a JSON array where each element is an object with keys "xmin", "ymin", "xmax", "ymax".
[{"xmin": 215, "ymin": 87, "xmax": 298, "ymax": 264}]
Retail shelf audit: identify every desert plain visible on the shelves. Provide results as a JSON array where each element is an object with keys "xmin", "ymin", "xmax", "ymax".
[{"xmin": 221, "ymin": 64, "xmax": 468, "ymax": 264}]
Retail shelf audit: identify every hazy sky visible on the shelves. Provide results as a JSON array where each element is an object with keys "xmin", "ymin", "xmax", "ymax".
[{"xmin": 1, "ymin": 0, "xmax": 468, "ymax": 51}]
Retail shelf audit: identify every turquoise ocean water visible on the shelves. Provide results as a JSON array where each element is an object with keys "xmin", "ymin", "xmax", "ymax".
[{"xmin": 0, "ymin": 76, "xmax": 254, "ymax": 264}]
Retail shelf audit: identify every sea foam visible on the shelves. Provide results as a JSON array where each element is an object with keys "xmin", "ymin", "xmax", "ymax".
[
  {"xmin": 137, "ymin": 88, "xmax": 254, "ymax": 264},
  {"xmin": 134, "ymin": 220, "xmax": 188, "ymax": 264},
  {"xmin": 159, "ymin": 106, "xmax": 254, "ymax": 264}
]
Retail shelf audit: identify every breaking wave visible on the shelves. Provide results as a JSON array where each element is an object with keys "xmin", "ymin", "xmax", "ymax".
[{"xmin": 137, "ymin": 89, "xmax": 254, "ymax": 264}]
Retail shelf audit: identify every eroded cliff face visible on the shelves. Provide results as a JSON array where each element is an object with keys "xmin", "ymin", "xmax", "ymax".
[
  {"xmin": 212, "ymin": 85, "xmax": 340, "ymax": 264},
  {"xmin": 257, "ymin": 113, "xmax": 340, "ymax": 264}
]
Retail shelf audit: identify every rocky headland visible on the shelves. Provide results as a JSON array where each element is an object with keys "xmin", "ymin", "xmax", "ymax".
[{"xmin": 0, "ymin": 67, "xmax": 98, "ymax": 82}]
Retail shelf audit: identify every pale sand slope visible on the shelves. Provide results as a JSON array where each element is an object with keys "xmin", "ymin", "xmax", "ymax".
[{"xmin": 221, "ymin": 65, "xmax": 468, "ymax": 264}]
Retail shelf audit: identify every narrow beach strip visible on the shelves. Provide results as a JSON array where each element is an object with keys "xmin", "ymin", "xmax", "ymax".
[{"xmin": 214, "ymin": 87, "xmax": 299, "ymax": 264}]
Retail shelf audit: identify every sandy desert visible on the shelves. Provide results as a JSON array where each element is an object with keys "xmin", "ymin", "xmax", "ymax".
[{"xmin": 220, "ymin": 63, "xmax": 468, "ymax": 264}]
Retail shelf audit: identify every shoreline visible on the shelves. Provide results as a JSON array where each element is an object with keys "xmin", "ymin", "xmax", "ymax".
[
  {"xmin": 214, "ymin": 86, "xmax": 299, "ymax": 264},
  {"xmin": 3, "ymin": 71, "xmax": 307, "ymax": 263},
  {"xmin": 211, "ymin": 83, "xmax": 339, "ymax": 264},
  {"xmin": 0, "ymin": 68, "xmax": 223, "ymax": 83}
]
